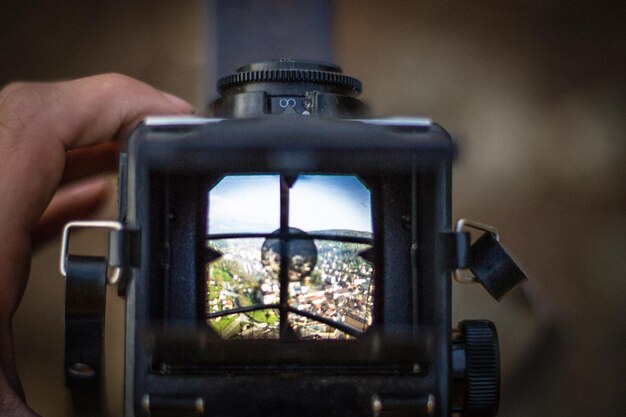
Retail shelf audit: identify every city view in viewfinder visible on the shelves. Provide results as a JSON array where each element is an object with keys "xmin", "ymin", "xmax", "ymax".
[{"xmin": 206, "ymin": 175, "xmax": 374, "ymax": 340}]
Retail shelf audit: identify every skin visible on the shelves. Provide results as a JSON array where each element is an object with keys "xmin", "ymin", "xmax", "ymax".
[{"xmin": 0, "ymin": 74, "xmax": 194, "ymax": 416}]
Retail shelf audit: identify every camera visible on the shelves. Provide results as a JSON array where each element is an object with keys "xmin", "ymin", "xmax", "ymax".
[{"xmin": 60, "ymin": 59, "xmax": 526, "ymax": 417}]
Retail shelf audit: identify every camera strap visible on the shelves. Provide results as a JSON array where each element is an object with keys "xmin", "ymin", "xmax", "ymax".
[
  {"xmin": 449, "ymin": 219, "xmax": 527, "ymax": 300},
  {"xmin": 65, "ymin": 255, "xmax": 107, "ymax": 417},
  {"xmin": 468, "ymin": 232, "xmax": 527, "ymax": 299}
]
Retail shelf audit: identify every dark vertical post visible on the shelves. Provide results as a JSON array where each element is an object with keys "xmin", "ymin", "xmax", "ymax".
[
  {"xmin": 417, "ymin": 163, "xmax": 452, "ymax": 417},
  {"xmin": 411, "ymin": 166, "xmax": 419, "ymax": 334},
  {"xmin": 279, "ymin": 175, "xmax": 291, "ymax": 337},
  {"xmin": 204, "ymin": 0, "xmax": 334, "ymax": 100},
  {"xmin": 378, "ymin": 175, "xmax": 414, "ymax": 326},
  {"xmin": 167, "ymin": 175, "xmax": 204, "ymax": 322}
]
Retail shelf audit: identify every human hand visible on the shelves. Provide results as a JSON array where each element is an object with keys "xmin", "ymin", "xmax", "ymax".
[{"xmin": 0, "ymin": 74, "xmax": 193, "ymax": 416}]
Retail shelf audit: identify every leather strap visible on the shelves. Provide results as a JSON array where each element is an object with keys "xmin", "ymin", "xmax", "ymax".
[
  {"xmin": 469, "ymin": 233, "xmax": 527, "ymax": 300},
  {"xmin": 65, "ymin": 255, "xmax": 107, "ymax": 416}
]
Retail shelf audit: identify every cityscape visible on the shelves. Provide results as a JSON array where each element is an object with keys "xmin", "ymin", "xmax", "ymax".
[{"xmin": 206, "ymin": 231, "xmax": 374, "ymax": 340}]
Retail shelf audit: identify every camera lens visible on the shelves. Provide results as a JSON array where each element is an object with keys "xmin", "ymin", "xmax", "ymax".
[{"xmin": 213, "ymin": 59, "xmax": 364, "ymax": 118}]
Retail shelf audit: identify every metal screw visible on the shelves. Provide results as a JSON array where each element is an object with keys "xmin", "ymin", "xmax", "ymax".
[
  {"xmin": 67, "ymin": 362, "xmax": 95, "ymax": 379},
  {"xmin": 401, "ymin": 213, "xmax": 411, "ymax": 230}
]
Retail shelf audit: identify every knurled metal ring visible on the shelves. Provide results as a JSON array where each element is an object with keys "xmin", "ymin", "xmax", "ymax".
[{"xmin": 217, "ymin": 69, "xmax": 362, "ymax": 93}]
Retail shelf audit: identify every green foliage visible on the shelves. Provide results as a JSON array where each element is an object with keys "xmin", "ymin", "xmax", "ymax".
[
  {"xmin": 209, "ymin": 314, "xmax": 237, "ymax": 333},
  {"xmin": 249, "ymin": 309, "xmax": 279, "ymax": 324}
]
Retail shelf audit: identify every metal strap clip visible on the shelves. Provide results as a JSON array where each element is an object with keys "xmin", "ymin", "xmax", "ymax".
[
  {"xmin": 453, "ymin": 219, "xmax": 499, "ymax": 284},
  {"xmin": 60, "ymin": 221, "xmax": 123, "ymax": 285}
]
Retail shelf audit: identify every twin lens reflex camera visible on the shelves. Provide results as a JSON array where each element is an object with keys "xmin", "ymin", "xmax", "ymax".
[{"xmin": 60, "ymin": 60, "xmax": 526, "ymax": 417}]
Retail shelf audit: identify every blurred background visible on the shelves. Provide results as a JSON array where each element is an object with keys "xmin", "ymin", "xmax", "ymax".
[{"xmin": 1, "ymin": 1, "xmax": 625, "ymax": 416}]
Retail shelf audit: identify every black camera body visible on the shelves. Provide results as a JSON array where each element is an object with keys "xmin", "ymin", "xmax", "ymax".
[{"xmin": 61, "ymin": 60, "xmax": 526, "ymax": 417}]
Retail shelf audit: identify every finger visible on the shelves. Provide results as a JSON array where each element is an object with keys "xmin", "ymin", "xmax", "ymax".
[
  {"xmin": 161, "ymin": 91, "xmax": 196, "ymax": 115},
  {"xmin": 61, "ymin": 141, "xmax": 120, "ymax": 184},
  {"xmin": 0, "ymin": 74, "xmax": 192, "ymax": 228},
  {"xmin": 0, "ymin": 75, "xmax": 189, "ymax": 323},
  {"xmin": 1, "ymin": 74, "xmax": 193, "ymax": 150},
  {"xmin": 32, "ymin": 177, "xmax": 111, "ymax": 250}
]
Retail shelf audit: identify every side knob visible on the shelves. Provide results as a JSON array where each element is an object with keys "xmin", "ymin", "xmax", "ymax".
[{"xmin": 458, "ymin": 320, "xmax": 500, "ymax": 417}]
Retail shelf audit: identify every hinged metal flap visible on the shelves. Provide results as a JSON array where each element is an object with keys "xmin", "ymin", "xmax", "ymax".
[
  {"xmin": 443, "ymin": 231, "xmax": 471, "ymax": 269},
  {"xmin": 108, "ymin": 228, "xmax": 141, "ymax": 269}
]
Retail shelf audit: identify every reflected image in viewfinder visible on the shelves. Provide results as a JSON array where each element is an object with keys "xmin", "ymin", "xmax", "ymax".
[{"xmin": 206, "ymin": 175, "xmax": 374, "ymax": 340}]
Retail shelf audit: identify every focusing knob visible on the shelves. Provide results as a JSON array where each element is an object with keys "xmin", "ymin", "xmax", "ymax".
[
  {"xmin": 459, "ymin": 320, "xmax": 500, "ymax": 417},
  {"xmin": 213, "ymin": 59, "xmax": 365, "ymax": 118},
  {"xmin": 217, "ymin": 59, "xmax": 361, "ymax": 96}
]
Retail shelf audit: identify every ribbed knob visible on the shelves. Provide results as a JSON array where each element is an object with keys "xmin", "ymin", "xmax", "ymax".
[
  {"xmin": 217, "ymin": 59, "xmax": 361, "ymax": 96},
  {"xmin": 212, "ymin": 59, "xmax": 365, "ymax": 118},
  {"xmin": 459, "ymin": 320, "xmax": 500, "ymax": 417}
]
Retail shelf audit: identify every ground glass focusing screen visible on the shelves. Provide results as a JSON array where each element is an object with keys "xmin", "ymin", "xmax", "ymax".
[{"xmin": 206, "ymin": 174, "xmax": 374, "ymax": 339}]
